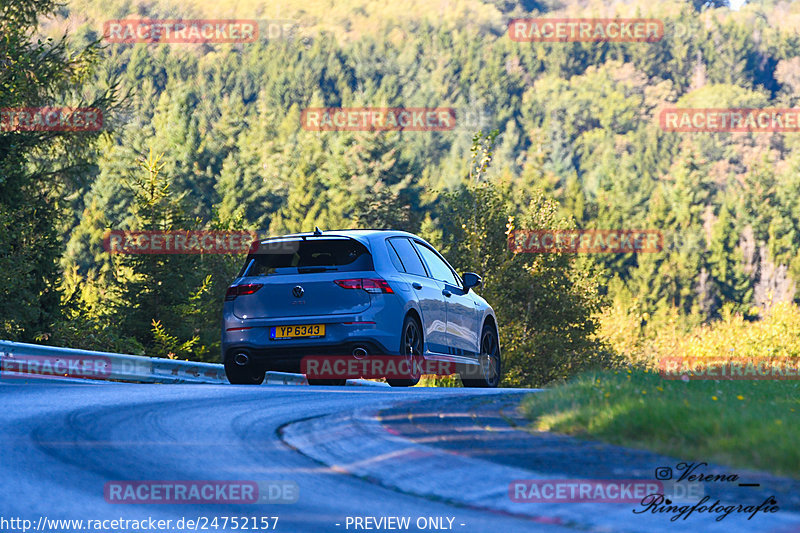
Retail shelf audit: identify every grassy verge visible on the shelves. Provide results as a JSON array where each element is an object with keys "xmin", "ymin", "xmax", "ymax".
[{"xmin": 520, "ymin": 369, "xmax": 800, "ymax": 478}]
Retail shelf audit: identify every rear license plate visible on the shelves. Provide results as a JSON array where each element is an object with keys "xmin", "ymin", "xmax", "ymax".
[{"xmin": 271, "ymin": 324, "xmax": 326, "ymax": 339}]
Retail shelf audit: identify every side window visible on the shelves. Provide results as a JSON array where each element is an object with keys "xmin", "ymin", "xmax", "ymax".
[
  {"xmin": 413, "ymin": 242, "xmax": 459, "ymax": 286},
  {"xmin": 385, "ymin": 241, "xmax": 405, "ymax": 272},
  {"xmin": 388, "ymin": 238, "xmax": 427, "ymax": 277}
]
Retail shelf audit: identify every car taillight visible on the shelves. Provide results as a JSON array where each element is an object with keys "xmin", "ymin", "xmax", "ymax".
[
  {"xmin": 334, "ymin": 278, "xmax": 394, "ymax": 294},
  {"xmin": 362, "ymin": 278, "xmax": 394, "ymax": 293},
  {"xmin": 225, "ymin": 283, "xmax": 263, "ymax": 301},
  {"xmin": 334, "ymin": 279, "xmax": 362, "ymax": 290}
]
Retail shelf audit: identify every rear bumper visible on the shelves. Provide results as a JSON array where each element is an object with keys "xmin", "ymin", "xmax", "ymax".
[
  {"xmin": 222, "ymin": 294, "xmax": 406, "ymax": 368},
  {"xmin": 223, "ymin": 339, "xmax": 394, "ymax": 373}
]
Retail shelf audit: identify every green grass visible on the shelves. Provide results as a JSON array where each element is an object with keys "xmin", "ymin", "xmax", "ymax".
[{"xmin": 520, "ymin": 369, "xmax": 800, "ymax": 478}]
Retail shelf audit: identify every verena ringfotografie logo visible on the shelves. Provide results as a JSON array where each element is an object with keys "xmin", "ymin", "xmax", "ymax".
[
  {"xmin": 301, "ymin": 108, "xmax": 456, "ymax": 131},
  {"xmin": 659, "ymin": 108, "xmax": 800, "ymax": 133},
  {"xmin": 508, "ymin": 19, "xmax": 663, "ymax": 42},
  {"xmin": 103, "ymin": 20, "xmax": 258, "ymax": 43},
  {"xmin": 103, "ymin": 230, "xmax": 258, "ymax": 254},
  {"xmin": 0, "ymin": 353, "xmax": 111, "ymax": 380},
  {"xmin": 637, "ymin": 463, "xmax": 778, "ymax": 522},
  {"xmin": 104, "ymin": 481, "xmax": 298, "ymax": 504},
  {"xmin": 660, "ymin": 357, "xmax": 800, "ymax": 380},
  {"xmin": 508, "ymin": 230, "xmax": 663, "ymax": 253},
  {"xmin": 1, "ymin": 107, "xmax": 103, "ymax": 132},
  {"xmin": 301, "ymin": 355, "xmax": 457, "ymax": 380}
]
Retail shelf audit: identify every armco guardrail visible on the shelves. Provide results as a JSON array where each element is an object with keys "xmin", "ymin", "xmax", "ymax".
[
  {"xmin": 0, "ymin": 340, "xmax": 227, "ymax": 384},
  {"xmin": 0, "ymin": 340, "xmax": 388, "ymax": 387}
]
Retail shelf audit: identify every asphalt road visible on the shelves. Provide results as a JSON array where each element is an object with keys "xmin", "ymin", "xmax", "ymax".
[
  {"xmin": 379, "ymin": 394, "xmax": 800, "ymax": 513},
  {"xmin": 3, "ymin": 382, "xmax": 799, "ymax": 533},
  {"xmin": 0, "ymin": 383, "xmax": 568, "ymax": 533}
]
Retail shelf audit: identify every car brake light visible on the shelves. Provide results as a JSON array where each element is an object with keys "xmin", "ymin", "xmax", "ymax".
[
  {"xmin": 362, "ymin": 278, "xmax": 394, "ymax": 293},
  {"xmin": 225, "ymin": 283, "xmax": 263, "ymax": 301},
  {"xmin": 334, "ymin": 278, "xmax": 394, "ymax": 294},
  {"xmin": 334, "ymin": 279, "xmax": 362, "ymax": 290}
]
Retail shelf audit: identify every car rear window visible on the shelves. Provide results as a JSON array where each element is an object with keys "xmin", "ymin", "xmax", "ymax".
[{"xmin": 240, "ymin": 238, "xmax": 373, "ymax": 277}]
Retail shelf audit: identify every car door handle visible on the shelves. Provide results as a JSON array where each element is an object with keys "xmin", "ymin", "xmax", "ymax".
[
  {"xmin": 412, "ymin": 282, "xmax": 422, "ymax": 290},
  {"xmin": 442, "ymin": 289, "xmax": 451, "ymax": 297}
]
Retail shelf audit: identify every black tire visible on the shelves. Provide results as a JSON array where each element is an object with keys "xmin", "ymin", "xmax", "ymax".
[
  {"xmin": 388, "ymin": 315, "xmax": 423, "ymax": 387},
  {"xmin": 224, "ymin": 355, "xmax": 266, "ymax": 385},
  {"xmin": 307, "ymin": 378, "xmax": 346, "ymax": 386},
  {"xmin": 460, "ymin": 324, "xmax": 501, "ymax": 388}
]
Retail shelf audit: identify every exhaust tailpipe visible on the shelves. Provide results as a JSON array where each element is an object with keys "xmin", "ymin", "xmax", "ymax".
[
  {"xmin": 234, "ymin": 353, "xmax": 249, "ymax": 366},
  {"xmin": 352, "ymin": 346, "xmax": 368, "ymax": 359}
]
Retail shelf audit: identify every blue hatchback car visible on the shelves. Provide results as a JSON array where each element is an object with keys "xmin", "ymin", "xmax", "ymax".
[{"xmin": 221, "ymin": 229, "xmax": 500, "ymax": 387}]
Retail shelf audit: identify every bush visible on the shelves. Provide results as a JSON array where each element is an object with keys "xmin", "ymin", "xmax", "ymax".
[
  {"xmin": 422, "ymin": 182, "xmax": 612, "ymax": 387},
  {"xmin": 600, "ymin": 300, "xmax": 800, "ymax": 370}
]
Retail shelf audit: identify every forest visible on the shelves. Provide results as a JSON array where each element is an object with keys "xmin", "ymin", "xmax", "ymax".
[{"xmin": 4, "ymin": 0, "xmax": 800, "ymax": 387}]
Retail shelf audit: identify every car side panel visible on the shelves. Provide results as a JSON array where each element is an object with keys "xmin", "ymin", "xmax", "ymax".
[
  {"xmin": 444, "ymin": 286, "xmax": 480, "ymax": 355},
  {"xmin": 408, "ymin": 239, "xmax": 476, "ymax": 356},
  {"xmin": 382, "ymin": 237, "xmax": 448, "ymax": 355}
]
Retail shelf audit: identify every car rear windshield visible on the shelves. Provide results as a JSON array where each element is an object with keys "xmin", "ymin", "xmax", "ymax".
[{"xmin": 239, "ymin": 238, "xmax": 373, "ymax": 277}]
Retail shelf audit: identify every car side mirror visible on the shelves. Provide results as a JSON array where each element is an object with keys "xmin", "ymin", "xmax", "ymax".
[{"xmin": 462, "ymin": 272, "xmax": 482, "ymax": 291}]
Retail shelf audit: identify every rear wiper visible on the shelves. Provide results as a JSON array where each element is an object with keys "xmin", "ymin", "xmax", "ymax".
[{"xmin": 297, "ymin": 266, "xmax": 339, "ymax": 273}]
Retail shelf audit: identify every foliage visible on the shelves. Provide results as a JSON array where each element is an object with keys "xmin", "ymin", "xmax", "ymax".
[
  {"xmin": 423, "ymin": 164, "xmax": 611, "ymax": 386},
  {"xmin": 601, "ymin": 301, "xmax": 800, "ymax": 368},
  {"xmin": 103, "ymin": 150, "xmax": 242, "ymax": 361},
  {"xmin": 9, "ymin": 0, "xmax": 800, "ymax": 386},
  {"xmin": 0, "ymin": 0, "xmax": 118, "ymax": 340}
]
